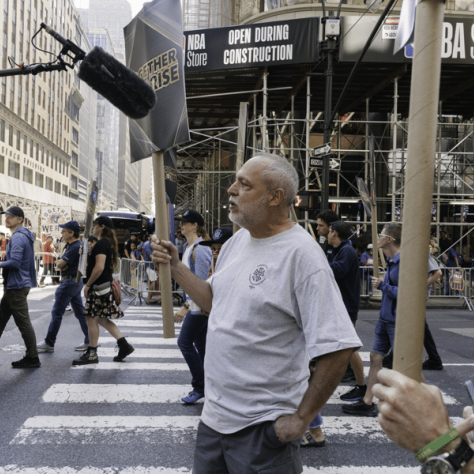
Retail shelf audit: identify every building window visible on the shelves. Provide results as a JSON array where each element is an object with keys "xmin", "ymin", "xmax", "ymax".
[
  {"xmin": 40, "ymin": 146, "xmax": 43, "ymax": 163},
  {"xmin": 54, "ymin": 180, "xmax": 60, "ymax": 194},
  {"xmin": 62, "ymin": 184, "xmax": 67, "ymax": 196},
  {"xmin": 54, "ymin": 156, "xmax": 57, "ymax": 171},
  {"xmin": 72, "ymin": 102, "xmax": 79, "ymax": 121},
  {"xmin": 72, "ymin": 127, "xmax": 78, "ymax": 144},
  {"xmin": 45, "ymin": 150, "xmax": 49, "ymax": 167},
  {"xmin": 0, "ymin": 119, "xmax": 4, "ymax": 141},
  {"xmin": 71, "ymin": 151, "xmax": 78, "ymax": 168},
  {"xmin": 8, "ymin": 125, "xmax": 12, "ymax": 146},
  {"xmin": 16, "ymin": 130, "xmax": 20, "ymax": 150},
  {"xmin": 29, "ymin": 139, "xmax": 33, "ymax": 157},
  {"xmin": 0, "ymin": 155, "xmax": 4, "ymax": 173},
  {"xmin": 71, "ymin": 174, "xmax": 77, "ymax": 190},
  {"xmin": 0, "ymin": 78, "xmax": 5, "ymax": 104},
  {"xmin": 35, "ymin": 172, "xmax": 43, "ymax": 187},
  {"xmin": 23, "ymin": 166, "xmax": 33, "ymax": 184},
  {"xmin": 23, "ymin": 134, "xmax": 27, "ymax": 153},
  {"xmin": 8, "ymin": 160, "xmax": 19, "ymax": 179},
  {"xmin": 45, "ymin": 176, "xmax": 52, "ymax": 190},
  {"xmin": 35, "ymin": 142, "xmax": 39, "ymax": 161}
]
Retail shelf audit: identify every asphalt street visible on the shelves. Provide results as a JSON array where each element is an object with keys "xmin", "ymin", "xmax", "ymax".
[{"xmin": 0, "ymin": 284, "xmax": 472, "ymax": 474}]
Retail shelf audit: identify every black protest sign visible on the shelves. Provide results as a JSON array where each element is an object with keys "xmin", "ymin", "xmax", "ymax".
[{"xmin": 124, "ymin": 0, "xmax": 190, "ymax": 161}]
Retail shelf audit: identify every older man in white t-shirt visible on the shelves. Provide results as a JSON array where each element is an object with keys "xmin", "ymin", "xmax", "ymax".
[{"xmin": 151, "ymin": 154, "xmax": 362, "ymax": 474}]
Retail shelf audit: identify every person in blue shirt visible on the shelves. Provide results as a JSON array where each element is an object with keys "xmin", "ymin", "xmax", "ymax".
[
  {"xmin": 36, "ymin": 221, "xmax": 89, "ymax": 354},
  {"xmin": 130, "ymin": 242, "xmax": 143, "ymax": 261},
  {"xmin": 142, "ymin": 235, "xmax": 160, "ymax": 304},
  {"xmin": 443, "ymin": 246, "xmax": 460, "ymax": 295},
  {"xmin": 0, "ymin": 206, "xmax": 39, "ymax": 368},
  {"xmin": 342, "ymin": 223, "xmax": 427, "ymax": 417},
  {"xmin": 173, "ymin": 210, "xmax": 212, "ymax": 404}
]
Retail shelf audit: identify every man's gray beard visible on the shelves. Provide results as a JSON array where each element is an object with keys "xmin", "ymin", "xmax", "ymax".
[{"xmin": 229, "ymin": 194, "xmax": 269, "ymax": 228}]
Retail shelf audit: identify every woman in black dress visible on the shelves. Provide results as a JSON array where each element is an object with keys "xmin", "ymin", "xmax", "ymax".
[{"xmin": 73, "ymin": 216, "xmax": 134, "ymax": 365}]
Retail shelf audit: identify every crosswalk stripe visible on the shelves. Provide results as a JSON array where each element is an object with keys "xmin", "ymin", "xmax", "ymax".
[
  {"xmin": 303, "ymin": 468, "xmax": 419, "ymax": 473},
  {"xmin": 0, "ymin": 467, "xmax": 422, "ymax": 474},
  {"xmin": 10, "ymin": 415, "xmax": 201, "ymax": 445},
  {"xmin": 120, "ymin": 313, "xmax": 164, "ymax": 319},
  {"xmin": 119, "ymin": 330, "xmax": 181, "ymax": 335},
  {"xmin": 0, "ymin": 468, "xmax": 192, "ymax": 474},
  {"xmin": 98, "ymin": 348, "xmax": 182, "ymax": 358},
  {"xmin": 41, "ymin": 383, "xmax": 458, "ymax": 405},
  {"xmin": 42, "ymin": 384, "xmax": 204, "ymax": 403},
  {"xmin": 71, "ymin": 363, "xmax": 187, "ymax": 370},
  {"xmin": 12, "ymin": 415, "xmax": 463, "ymax": 445},
  {"xmin": 115, "ymin": 320, "xmax": 169, "ymax": 327},
  {"xmin": 99, "ymin": 337, "xmax": 178, "ymax": 345}
]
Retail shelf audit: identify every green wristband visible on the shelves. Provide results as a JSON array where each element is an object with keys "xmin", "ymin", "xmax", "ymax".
[{"xmin": 415, "ymin": 428, "xmax": 460, "ymax": 464}]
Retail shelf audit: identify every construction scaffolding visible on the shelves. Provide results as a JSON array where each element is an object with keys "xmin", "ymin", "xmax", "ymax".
[{"xmin": 176, "ymin": 74, "xmax": 474, "ymax": 262}]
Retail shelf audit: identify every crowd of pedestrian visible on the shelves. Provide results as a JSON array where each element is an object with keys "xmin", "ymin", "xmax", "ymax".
[{"xmin": 0, "ymin": 152, "xmax": 473, "ymax": 473}]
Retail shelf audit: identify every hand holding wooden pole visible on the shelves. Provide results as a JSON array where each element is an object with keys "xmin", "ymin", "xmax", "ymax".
[
  {"xmin": 153, "ymin": 151, "xmax": 175, "ymax": 339},
  {"xmin": 393, "ymin": 0, "xmax": 445, "ymax": 381}
]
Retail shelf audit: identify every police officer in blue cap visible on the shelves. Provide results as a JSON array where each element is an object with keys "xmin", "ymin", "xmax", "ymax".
[{"xmin": 36, "ymin": 220, "xmax": 89, "ymax": 354}]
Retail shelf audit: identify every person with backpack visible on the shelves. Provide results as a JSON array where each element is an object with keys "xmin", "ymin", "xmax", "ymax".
[{"xmin": 173, "ymin": 210, "xmax": 212, "ymax": 404}]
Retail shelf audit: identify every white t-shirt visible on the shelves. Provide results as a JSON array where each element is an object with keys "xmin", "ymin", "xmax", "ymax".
[
  {"xmin": 182, "ymin": 245, "xmax": 201, "ymax": 313},
  {"xmin": 202, "ymin": 224, "xmax": 362, "ymax": 434}
]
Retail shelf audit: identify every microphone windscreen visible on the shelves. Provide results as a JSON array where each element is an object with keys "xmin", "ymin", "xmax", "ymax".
[{"xmin": 78, "ymin": 46, "xmax": 156, "ymax": 120}]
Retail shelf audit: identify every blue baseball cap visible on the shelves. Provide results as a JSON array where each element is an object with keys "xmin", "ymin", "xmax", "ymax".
[
  {"xmin": 199, "ymin": 227, "xmax": 233, "ymax": 246},
  {"xmin": 1, "ymin": 206, "xmax": 24, "ymax": 218},
  {"xmin": 175, "ymin": 210, "xmax": 204, "ymax": 227},
  {"xmin": 59, "ymin": 220, "xmax": 81, "ymax": 233}
]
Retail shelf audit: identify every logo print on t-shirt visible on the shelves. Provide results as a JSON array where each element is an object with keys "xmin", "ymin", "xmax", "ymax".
[{"xmin": 249, "ymin": 264, "xmax": 268, "ymax": 286}]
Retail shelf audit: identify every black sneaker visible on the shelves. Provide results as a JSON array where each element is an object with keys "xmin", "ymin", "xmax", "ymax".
[
  {"xmin": 113, "ymin": 338, "xmax": 135, "ymax": 362},
  {"xmin": 341, "ymin": 400, "xmax": 377, "ymax": 417},
  {"xmin": 341, "ymin": 367, "xmax": 356, "ymax": 382},
  {"xmin": 11, "ymin": 356, "xmax": 41, "ymax": 368},
  {"xmin": 72, "ymin": 350, "xmax": 98, "ymax": 365},
  {"xmin": 422, "ymin": 359, "xmax": 443, "ymax": 370},
  {"xmin": 340, "ymin": 384, "xmax": 367, "ymax": 402}
]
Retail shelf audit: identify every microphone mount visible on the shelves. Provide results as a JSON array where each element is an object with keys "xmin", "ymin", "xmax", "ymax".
[{"xmin": 0, "ymin": 22, "xmax": 86, "ymax": 78}]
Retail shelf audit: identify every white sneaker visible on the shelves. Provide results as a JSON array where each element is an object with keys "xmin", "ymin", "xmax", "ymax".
[
  {"xmin": 37, "ymin": 340, "xmax": 54, "ymax": 353},
  {"xmin": 74, "ymin": 342, "xmax": 89, "ymax": 351},
  {"xmin": 66, "ymin": 305, "xmax": 72, "ymax": 311}
]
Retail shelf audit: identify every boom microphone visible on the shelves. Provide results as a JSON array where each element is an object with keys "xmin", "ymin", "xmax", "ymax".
[{"xmin": 78, "ymin": 46, "xmax": 157, "ymax": 120}]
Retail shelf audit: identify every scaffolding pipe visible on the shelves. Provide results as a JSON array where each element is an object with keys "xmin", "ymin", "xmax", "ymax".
[
  {"xmin": 262, "ymin": 72, "xmax": 268, "ymax": 152},
  {"xmin": 305, "ymin": 77, "xmax": 311, "ymax": 231},
  {"xmin": 392, "ymin": 78, "xmax": 398, "ymax": 221},
  {"xmin": 437, "ymin": 102, "xmax": 442, "ymax": 242},
  {"xmin": 364, "ymin": 99, "xmax": 369, "ymax": 229},
  {"xmin": 290, "ymin": 95, "xmax": 295, "ymax": 169}
]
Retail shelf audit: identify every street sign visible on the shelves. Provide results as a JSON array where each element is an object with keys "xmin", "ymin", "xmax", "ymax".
[
  {"xmin": 310, "ymin": 157, "xmax": 324, "ymax": 169},
  {"xmin": 313, "ymin": 143, "xmax": 331, "ymax": 156}
]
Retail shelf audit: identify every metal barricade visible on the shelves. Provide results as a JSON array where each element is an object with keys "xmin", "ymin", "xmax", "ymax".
[
  {"xmin": 429, "ymin": 266, "xmax": 473, "ymax": 311},
  {"xmin": 34, "ymin": 251, "xmax": 60, "ymax": 285},
  {"xmin": 359, "ymin": 266, "xmax": 385, "ymax": 302},
  {"xmin": 119, "ymin": 258, "xmax": 184, "ymax": 306}
]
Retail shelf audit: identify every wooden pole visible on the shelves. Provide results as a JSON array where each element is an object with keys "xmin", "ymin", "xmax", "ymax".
[
  {"xmin": 152, "ymin": 151, "xmax": 175, "ymax": 339},
  {"xmin": 393, "ymin": 0, "xmax": 445, "ymax": 381}
]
